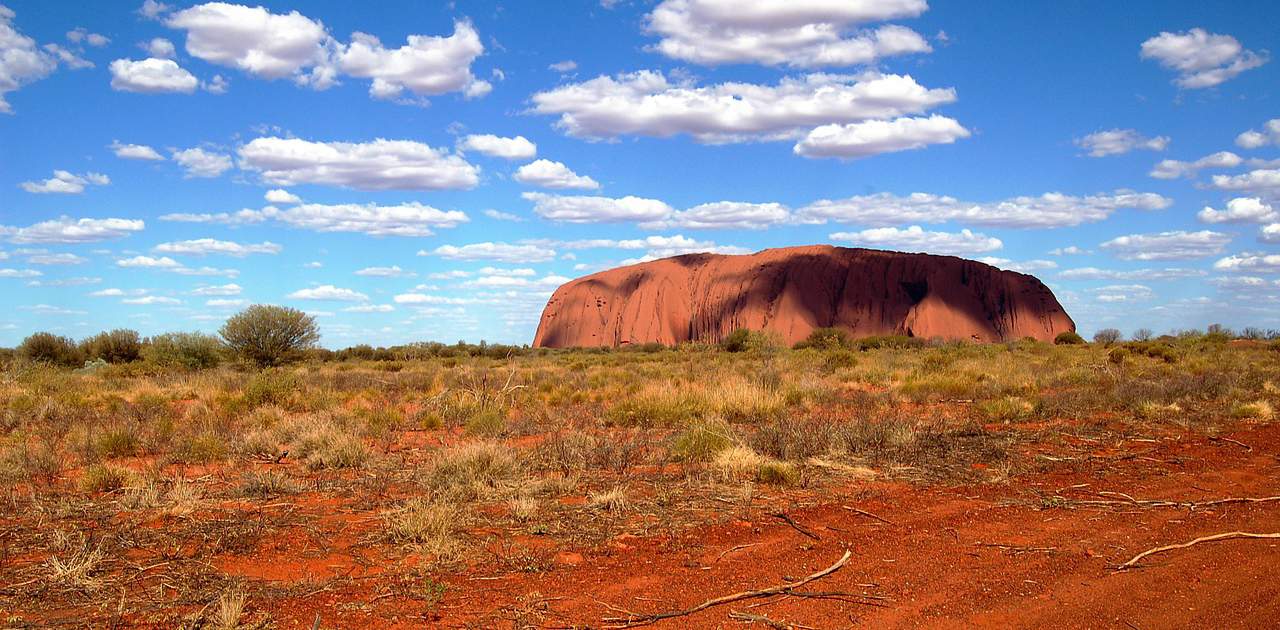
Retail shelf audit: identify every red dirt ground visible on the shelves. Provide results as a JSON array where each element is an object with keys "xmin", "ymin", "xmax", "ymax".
[{"xmin": 217, "ymin": 421, "xmax": 1280, "ymax": 629}]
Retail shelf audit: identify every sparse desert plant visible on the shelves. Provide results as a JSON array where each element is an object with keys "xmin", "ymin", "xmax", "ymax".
[
  {"xmin": 219, "ymin": 305, "xmax": 320, "ymax": 367},
  {"xmin": 80, "ymin": 463, "xmax": 133, "ymax": 493},
  {"xmin": 588, "ymin": 486, "xmax": 628, "ymax": 511},
  {"xmin": 712, "ymin": 445, "xmax": 767, "ymax": 481},
  {"xmin": 424, "ymin": 441, "xmax": 519, "ymax": 500},
  {"xmin": 19, "ymin": 332, "xmax": 83, "ymax": 366},
  {"xmin": 1231, "ymin": 400, "xmax": 1274, "ymax": 421},
  {"xmin": 385, "ymin": 498, "xmax": 464, "ymax": 561},
  {"xmin": 671, "ymin": 418, "xmax": 734, "ymax": 461},
  {"xmin": 214, "ymin": 588, "xmax": 246, "ymax": 630},
  {"xmin": 796, "ymin": 327, "xmax": 849, "ymax": 351},
  {"xmin": 507, "ymin": 496, "xmax": 539, "ymax": 521},
  {"xmin": 142, "ymin": 332, "xmax": 224, "ymax": 369},
  {"xmin": 46, "ymin": 544, "xmax": 106, "ymax": 590},
  {"xmin": 82, "ymin": 329, "xmax": 142, "ymax": 364},
  {"xmin": 1054, "ymin": 331, "xmax": 1085, "ymax": 345},
  {"xmin": 756, "ymin": 460, "xmax": 799, "ymax": 485}
]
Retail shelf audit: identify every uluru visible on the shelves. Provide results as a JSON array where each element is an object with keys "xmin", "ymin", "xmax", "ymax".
[{"xmin": 533, "ymin": 245, "xmax": 1075, "ymax": 348}]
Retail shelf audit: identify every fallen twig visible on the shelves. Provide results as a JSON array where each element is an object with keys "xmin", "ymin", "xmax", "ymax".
[
  {"xmin": 1117, "ymin": 531, "xmax": 1280, "ymax": 570},
  {"xmin": 1053, "ymin": 492, "xmax": 1280, "ymax": 511},
  {"xmin": 715, "ymin": 542, "xmax": 762, "ymax": 563},
  {"xmin": 729, "ymin": 610, "xmax": 814, "ymax": 629},
  {"xmin": 602, "ymin": 550, "xmax": 852, "ymax": 627},
  {"xmin": 771, "ymin": 512, "xmax": 820, "ymax": 541},
  {"xmin": 842, "ymin": 505, "xmax": 894, "ymax": 525},
  {"xmin": 1208, "ymin": 436, "xmax": 1253, "ymax": 452}
]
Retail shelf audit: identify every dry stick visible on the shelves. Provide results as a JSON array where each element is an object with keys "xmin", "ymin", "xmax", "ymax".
[
  {"xmin": 842, "ymin": 505, "xmax": 895, "ymax": 525},
  {"xmin": 1117, "ymin": 531, "xmax": 1280, "ymax": 570},
  {"xmin": 602, "ymin": 550, "xmax": 853, "ymax": 628},
  {"xmin": 728, "ymin": 610, "xmax": 814, "ymax": 629},
  {"xmin": 1058, "ymin": 494, "xmax": 1280, "ymax": 510},
  {"xmin": 715, "ymin": 542, "xmax": 762, "ymax": 563},
  {"xmin": 1208, "ymin": 436, "xmax": 1252, "ymax": 452},
  {"xmin": 771, "ymin": 512, "xmax": 820, "ymax": 541}
]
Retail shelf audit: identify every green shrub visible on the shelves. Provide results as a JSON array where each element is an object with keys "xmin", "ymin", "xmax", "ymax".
[
  {"xmin": 464, "ymin": 408, "xmax": 506, "ymax": 436},
  {"xmin": 671, "ymin": 419, "xmax": 734, "ymax": 461},
  {"xmin": 1108, "ymin": 347, "xmax": 1130, "ymax": 365},
  {"xmin": 220, "ymin": 305, "xmax": 319, "ymax": 367},
  {"xmin": 80, "ymin": 463, "xmax": 133, "ymax": 493},
  {"xmin": 82, "ymin": 329, "xmax": 142, "ymax": 363},
  {"xmin": 19, "ymin": 332, "xmax": 82, "ymax": 366},
  {"xmin": 242, "ymin": 370, "xmax": 299, "ymax": 409},
  {"xmin": 796, "ymin": 327, "xmax": 849, "ymax": 351},
  {"xmin": 1054, "ymin": 331, "xmax": 1085, "ymax": 345},
  {"xmin": 720, "ymin": 329, "xmax": 754, "ymax": 352},
  {"xmin": 855, "ymin": 335, "xmax": 925, "ymax": 350},
  {"xmin": 142, "ymin": 332, "xmax": 224, "ymax": 369},
  {"xmin": 756, "ymin": 460, "xmax": 798, "ymax": 485}
]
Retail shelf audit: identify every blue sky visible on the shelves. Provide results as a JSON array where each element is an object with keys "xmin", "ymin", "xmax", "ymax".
[{"xmin": 1, "ymin": 0, "xmax": 1278, "ymax": 346}]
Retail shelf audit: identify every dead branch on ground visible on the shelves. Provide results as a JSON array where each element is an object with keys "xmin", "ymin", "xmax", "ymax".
[{"xmin": 1117, "ymin": 531, "xmax": 1280, "ymax": 570}]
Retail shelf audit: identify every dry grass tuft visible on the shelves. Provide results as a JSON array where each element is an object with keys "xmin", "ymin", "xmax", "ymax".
[{"xmin": 588, "ymin": 486, "xmax": 628, "ymax": 511}]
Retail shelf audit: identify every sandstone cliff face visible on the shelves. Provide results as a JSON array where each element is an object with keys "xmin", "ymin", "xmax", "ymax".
[{"xmin": 532, "ymin": 245, "xmax": 1075, "ymax": 348}]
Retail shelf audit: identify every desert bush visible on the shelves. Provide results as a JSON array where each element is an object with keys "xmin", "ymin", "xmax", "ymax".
[
  {"xmin": 856, "ymin": 335, "xmax": 926, "ymax": 350},
  {"xmin": 220, "ymin": 305, "xmax": 319, "ymax": 367},
  {"xmin": 719, "ymin": 329, "xmax": 779, "ymax": 353},
  {"xmin": 1054, "ymin": 331, "xmax": 1085, "ymax": 345},
  {"xmin": 80, "ymin": 463, "xmax": 133, "ymax": 493},
  {"xmin": 588, "ymin": 486, "xmax": 628, "ymax": 511},
  {"xmin": 823, "ymin": 349, "xmax": 858, "ymax": 372},
  {"xmin": 19, "ymin": 332, "xmax": 82, "ymax": 366},
  {"xmin": 1132, "ymin": 328, "xmax": 1154, "ymax": 342},
  {"xmin": 1108, "ymin": 347, "xmax": 1130, "ymax": 365},
  {"xmin": 0, "ymin": 438, "xmax": 58, "ymax": 483},
  {"xmin": 82, "ymin": 329, "xmax": 141, "ymax": 363},
  {"xmin": 142, "ymin": 332, "xmax": 224, "ymax": 369},
  {"xmin": 385, "ymin": 498, "xmax": 464, "ymax": 562},
  {"xmin": 1092, "ymin": 328, "xmax": 1122, "ymax": 346},
  {"xmin": 795, "ymin": 327, "xmax": 849, "ymax": 351},
  {"xmin": 752, "ymin": 417, "xmax": 835, "ymax": 461},
  {"xmin": 671, "ymin": 418, "xmax": 734, "ymax": 461},
  {"xmin": 464, "ymin": 407, "xmax": 506, "ymax": 436},
  {"xmin": 1231, "ymin": 400, "xmax": 1274, "ymax": 421},
  {"xmin": 605, "ymin": 386, "xmax": 709, "ymax": 426},
  {"xmin": 241, "ymin": 369, "xmax": 300, "ymax": 409},
  {"xmin": 756, "ymin": 460, "xmax": 799, "ymax": 485},
  {"xmin": 424, "ymin": 441, "xmax": 519, "ymax": 500}
]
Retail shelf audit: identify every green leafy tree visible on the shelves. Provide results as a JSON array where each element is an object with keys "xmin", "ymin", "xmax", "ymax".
[
  {"xmin": 19, "ymin": 332, "xmax": 83, "ymax": 366},
  {"xmin": 82, "ymin": 329, "xmax": 142, "ymax": 363},
  {"xmin": 219, "ymin": 305, "xmax": 320, "ymax": 367}
]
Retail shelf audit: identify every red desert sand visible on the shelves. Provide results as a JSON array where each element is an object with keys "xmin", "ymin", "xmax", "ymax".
[{"xmin": 534, "ymin": 245, "xmax": 1076, "ymax": 348}]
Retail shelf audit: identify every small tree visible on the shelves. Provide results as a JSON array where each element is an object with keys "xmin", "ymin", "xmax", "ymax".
[
  {"xmin": 82, "ymin": 329, "xmax": 142, "ymax": 363},
  {"xmin": 796, "ymin": 327, "xmax": 849, "ymax": 351},
  {"xmin": 1092, "ymin": 328, "xmax": 1122, "ymax": 346},
  {"xmin": 219, "ymin": 305, "xmax": 319, "ymax": 367},
  {"xmin": 19, "ymin": 332, "xmax": 83, "ymax": 366},
  {"xmin": 1131, "ymin": 328, "xmax": 1153, "ymax": 342},
  {"xmin": 1054, "ymin": 331, "xmax": 1085, "ymax": 345}
]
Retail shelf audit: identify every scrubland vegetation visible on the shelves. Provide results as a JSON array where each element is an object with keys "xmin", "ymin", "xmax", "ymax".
[{"xmin": 1, "ymin": 311, "xmax": 1278, "ymax": 626}]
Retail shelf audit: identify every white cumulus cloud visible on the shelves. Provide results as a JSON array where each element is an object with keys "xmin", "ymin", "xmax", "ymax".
[
  {"xmin": 459, "ymin": 134, "xmax": 537, "ymax": 160},
  {"xmin": 1140, "ymin": 28, "xmax": 1268, "ymax": 89},
  {"xmin": 1197, "ymin": 197, "xmax": 1276, "ymax": 224},
  {"xmin": 1075, "ymin": 128, "xmax": 1170, "ymax": 157},
  {"xmin": 425, "ymin": 242, "xmax": 557, "ymax": 263},
  {"xmin": 2, "ymin": 216, "xmax": 144, "ymax": 244},
  {"xmin": 794, "ymin": 114, "xmax": 969, "ymax": 159},
  {"xmin": 287, "ymin": 284, "xmax": 369, "ymax": 301},
  {"xmin": 799, "ymin": 190, "xmax": 1170, "ymax": 229},
  {"xmin": 1149, "ymin": 151, "xmax": 1242, "ymax": 179},
  {"xmin": 172, "ymin": 147, "xmax": 233, "ymax": 177},
  {"xmin": 110, "ymin": 141, "xmax": 165, "ymax": 161},
  {"xmin": 1100, "ymin": 230, "xmax": 1232, "ymax": 260},
  {"xmin": 154, "ymin": 238, "xmax": 281, "ymax": 257},
  {"xmin": 109, "ymin": 58, "xmax": 199, "ymax": 93},
  {"xmin": 830, "ymin": 225, "xmax": 1003, "ymax": 256},
  {"xmin": 514, "ymin": 159, "xmax": 600, "ymax": 190},
  {"xmin": 19, "ymin": 170, "xmax": 110, "ymax": 194},
  {"xmin": 238, "ymin": 136, "xmax": 479, "ymax": 190}
]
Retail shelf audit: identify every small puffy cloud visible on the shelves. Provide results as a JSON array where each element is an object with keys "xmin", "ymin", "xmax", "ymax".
[
  {"xmin": 337, "ymin": 21, "xmax": 488, "ymax": 100},
  {"xmin": 426, "ymin": 242, "xmax": 557, "ymax": 263},
  {"xmin": 139, "ymin": 0, "xmax": 171, "ymax": 20},
  {"xmin": 145, "ymin": 37, "xmax": 176, "ymax": 58},
  {"xmin": 799, "ymin": 190, "xmax": 1169, "ymax": 229},
  {"xmin": 154, "ymin": 238, "xmax": 281, "ymax": 257},
  {"xmin": 977, "ymin": 258, "xmax": 1058, "ymax": 273},
  {"xmin": 829, "ymin": 225, "xmax": 1003, "ymax": 256},
  {"xmin": 549, "ymin": 60, "xmax": 577, "ymax": 72},
  {"xmin": 483, "ymin": 209, "xmax": 523, "ymax": 222},
  {"xmin": 172, "ymin": 147, "xmax": 233, "ymax": 178},
  {"xmin": 355, "ymin": 265, "xmax": 414, "ymax": 277},
  {"xmin": 19, "ymin": 170, "xmax": 110, "ymax": 194},
  {"xmin": 344, "ymin": 304, "xmax": 394, "ymax": 313},
  {"xmin": 458, "ymin": 134, "xmax": 537, "ymax": 160},
  {"xmin": 0, "ymin": 6, "xmax": 60, "ymax": 113},
  {"xmin": 2, "ymin": 216, "xmax": 144, "ymax": 244},
  {"xmin": 1049, "ymin": 246, "xmax": 1090, "ymax": 256},
  {"xmin": 190, "ymin": 283, "xmax": 241, "ymax": 296},
  {"xmin": 651, "ymin": 201, "xmax": 791, "ymax": 230},
  {"xmin": 66, "ymin": 27, "xmax": 109, "ymax": 47},
  {"xmin": 514, "ymin": 159, "xmax": 600, "ymax": 190},
  {"xmin": 202, "ymin": 74, "xmax": 229, "ymax": 93},
  {"xmin": 1261, "ymin": 223, "xmax": 1280, "ymax": 244},
  {"xmin": 0, "ymin": 268, "xmax": 41, "ymax": 278},
  {"xmin": 116, "ymin": 255, "xmax": 238, "ymax": 277},
  {"xmin": 205, "ymin": 298, "xmax": 246, "ymax": 308},
  {"xmin": 1058, "ymin": 267, "xmax": 1206, "ymax": 281},
  {"xmin": 1149, "ymin": 151, "xmax": 1242, "ymax": 179},
  {"xmin": 1091, "ymin": 284, "xmax": 1155, "ymax": 303},
  {"xmin": 393, "ymin": 293, "xmax": 474, "ymax": 305},
  {"xmin": 109, "ymin": 58, "xmax": 200, "ymax": 93},
  {"xmin": 531, "ymin": 71, "xmax": 956, "ymax": 143},
  {"xmin": 43, "ymin": 44, "xmax": 92, "ymax": 70},
  {"xmin": 794, "ymin": 115, "xmax": 969, "ymax": 159},
  {"xmin": 110, "ymin": 141, "xmax": 165, "ymax": 160},
  {"xmin": 1100, "ymin": 230, "xmax": 1231, "ymax": 260},
  {"xmin": 160, "ymin": 202, "xmax": 468, "ymax": 237},
  {"xmin": 1075, "ymin": 129, "xmax": 1170, "ymax": 157},
  {"xmin": 523, "ymin": 192, "xmax": 674, "ymax": 224},
  {"xmin": 1197, "ymin": 197, "xmax": 1276, "ymax": 224},
  {"xmin": 1235, "ymin": 119, "xmax": 1280, "ymax": 149},
  {"xmin": 238, "ymin": 137, "xmax": 479, "ymax": 191},
  {"xmin": 122, "ymin": 295, "xmax": 181, "ymax": 305},
  {"xmin": 287, "ymin": 284, "xmax": 369, "ymax": 301},
  {"xmin": 647, "ymin": 0, "xmax": 931, "ymax": 67},
  {"xmin": 1140, "ymin": 28, "xmax": 1268, "ymax": 89},
  {"xmin": 1213, "ymin": 252, "xmax": 1280, "ymax": 274},
  {"xmin": 264, "ymin": 189, "xmax": 301, "ymax": 204},
  {"xmin": 26, "ymin": 252, "xmax": 87, "ymax": 265},
  {"xmin": 1210, "ymin": 168, "xmax": 1280, "ymax": 194}
]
